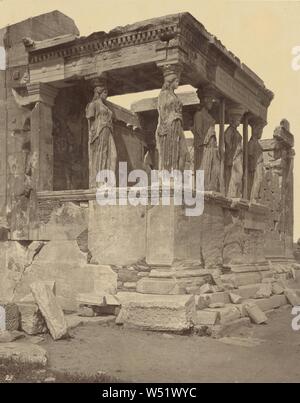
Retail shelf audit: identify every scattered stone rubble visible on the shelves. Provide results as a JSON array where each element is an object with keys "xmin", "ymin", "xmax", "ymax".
[
  {"xmin": 0, "ymin": 273, "xmax": 125, "ymax": 365},
  {"xmin": 0, "ymin": 260, "xmax": 299, "ymax": 366},
  {"xmin": 0, "ymin": 281, "xmax": 68, "ymax": 349},
  {"xmin": 110, "ymin": 260, "xmax": 300, "ymax": 337},
  {"xmin": 2, "ymin": 251, "xmax": 299, "ymax": 342}
]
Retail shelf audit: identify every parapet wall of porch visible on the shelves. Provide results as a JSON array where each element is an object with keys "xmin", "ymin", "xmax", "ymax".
[{"xmin": 35, "ymin": 189, "xmax": 268, "ymax": 270}]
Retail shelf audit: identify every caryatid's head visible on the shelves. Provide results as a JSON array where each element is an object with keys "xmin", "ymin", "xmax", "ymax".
[
  {"xmin": 197, "ymin": 85, "xmax": 216, "ymax": 111},
  {"xmin": 162, "ymin": 65, "xmax": 182, "ymax": 90},
  {"xmin": 251, "ymin": 119, "xmax": 266, "ymax": 140},
  {"xmin": 91, "ymin": 77, "xmax": 109, "ymax": 101},
  {"xmin": 94, "ymin": 85, "xmax": 108, "ymax": 100}
]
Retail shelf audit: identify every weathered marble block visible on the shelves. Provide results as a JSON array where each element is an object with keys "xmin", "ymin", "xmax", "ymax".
[
  {"xmin": 17, "ymin": 302, "xmax": 47, "ymax": 335},
  {"xmin": 116, "ymin": 292, "xmax": 195, "ymax": 332}
]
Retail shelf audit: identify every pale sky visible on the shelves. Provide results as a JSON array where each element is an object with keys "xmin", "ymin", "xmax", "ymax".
[{"xmin": 0, "ymin": 0, "xmax": 300, "ymax": 239}]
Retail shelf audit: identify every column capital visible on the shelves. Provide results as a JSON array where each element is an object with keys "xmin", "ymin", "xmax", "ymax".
[
  {"xmin": 26, "ymin": 83, "xmax": 59, "ymax": 107},
  {"xmin": 248, "ymin": 115, "xmax": 267, "ymax": 129},
  {"xmin": 196, "ymin": 83, "xmax": 219, "ymax": 101},
  {"xmin": 227, "ymin": 104, "xmax": 247, "ymax": 122},
  {"xmin": 156, "ymin": 62, "xmax": 183, "ymax": 83}
]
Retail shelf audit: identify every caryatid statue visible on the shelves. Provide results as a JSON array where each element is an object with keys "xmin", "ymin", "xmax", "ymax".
[
  {"xmin": 86, "ymin": 78, "xmax": 117, "ymax": 187},
  {"xmin": 192, "ymin": 85, "xmax": 220, "ymax": 191},
  {"xmin": 248, "ymin": 118, "xmax": 266, "ymax": 202},
  {"xmin": 156, "ymin": 65, "xmax": 189, "ymax": 172},
  {"xmin": 224, "ymin": 106, "xmax": 245, "ymax": 198}
]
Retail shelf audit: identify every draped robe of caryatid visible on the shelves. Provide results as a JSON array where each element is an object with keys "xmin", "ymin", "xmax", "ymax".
[
  {"xmin": 156, "ymin": 88, "xmax": 189, "ymax": 171},
  {"xmin": 248, "ymin": 135, "xmax": 264, "ymax": 201},
  {"xmin": 86, "ymin": 98, "xmax": 117, "ymax": 187},
  {"xmin": 192, "ymin": 107, "xmax": 220, "ymax": 191},
  {"xmin": 224, "ymin": 126, "xmax": 243, "ymax": 198}
]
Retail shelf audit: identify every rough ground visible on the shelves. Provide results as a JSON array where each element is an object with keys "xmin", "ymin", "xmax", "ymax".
[
  {"xmin": 0, "ymin": 361, "xmax": 119, "ymax": 383},
  {"xmin": 30, "ymin": 306, "xmax": 300, "ymax": 383}
]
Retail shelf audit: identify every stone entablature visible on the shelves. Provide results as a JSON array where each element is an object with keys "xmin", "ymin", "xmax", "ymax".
[{"xmin": 22, "ymin": 13, "xmax": 273, "ymax": 121}]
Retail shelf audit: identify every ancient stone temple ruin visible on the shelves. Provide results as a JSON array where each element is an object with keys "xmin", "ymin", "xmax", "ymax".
[{"xmin": 0, "ymin": 11, "xmax": 298, "ymax": 334}]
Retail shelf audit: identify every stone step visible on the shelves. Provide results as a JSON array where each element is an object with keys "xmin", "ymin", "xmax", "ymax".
[
  {"xmin": 221, "ymin": 271, "xmax": 275, "ymax": 287},
  {"xmin": 136, "ymin": 276, "xmax": 209, "ymax": 295},
  {"xmin": 149, "ymin": 268, "xmax": 211, "ymax": 279},
  {"xmin": 228, "ymin": 263, "xmax": 270, "ymax": 273},
  {"xmin": 237, "ymin": 282, "xmax": 282, "ymax": 299},
  {"xmin": 136, "ymin": 278, "xmax": 186, "ymax": 295}
]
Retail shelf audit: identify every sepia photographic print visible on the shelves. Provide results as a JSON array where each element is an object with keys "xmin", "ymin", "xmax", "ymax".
[{"xmin": 0, "ymin": 0, "xmax": 300, "ymax": 389}]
